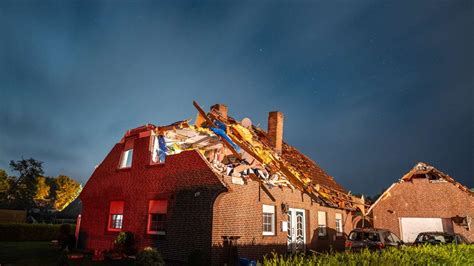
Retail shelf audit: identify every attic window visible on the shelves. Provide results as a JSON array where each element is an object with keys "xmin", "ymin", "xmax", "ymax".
[{"xmin": 119, "ymin": 149, "xmax": 133, "ymax": 168}]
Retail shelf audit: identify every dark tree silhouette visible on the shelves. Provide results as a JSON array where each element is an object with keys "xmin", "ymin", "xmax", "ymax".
[{"xmin": 9, "ymin": 158, "xmax": 44, "ymax": 209}]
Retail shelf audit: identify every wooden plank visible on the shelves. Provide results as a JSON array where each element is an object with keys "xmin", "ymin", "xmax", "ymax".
[
  {"xmin": 249, "ymin": 174, "xmax": 276, "ymax": 202},
  {"xmin": 192, "ymin": 101, "xmax": 242, "ymax": 159},
  {"xmin": 193, "ymin": 101, "xmax": 217, "ymax": 128}
]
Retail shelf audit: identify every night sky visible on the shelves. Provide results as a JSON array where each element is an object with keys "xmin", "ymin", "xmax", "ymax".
[{"xmin": 1, "ymin": 0, "xmax": 472, "ymax": 196}]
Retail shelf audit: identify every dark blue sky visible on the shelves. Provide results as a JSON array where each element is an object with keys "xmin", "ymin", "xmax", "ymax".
[{"xmin": 1, "ymin": 0, "xmax": 472, "ymax": 196}]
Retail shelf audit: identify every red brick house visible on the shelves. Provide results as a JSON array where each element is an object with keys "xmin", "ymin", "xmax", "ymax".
[
  {"xmin": 368, "ymin": 162, "xmax": 473, "ymax": 243},
  {"xmin": 79, "ymin": 102, "xmax": 365, "ymax": 264}
]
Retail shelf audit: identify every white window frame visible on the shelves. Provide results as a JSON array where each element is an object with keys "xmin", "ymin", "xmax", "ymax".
[
  {"xmin": 262, "ymin": 205, "xmax": 275, "ymax": 236},
  {"xmin": 335, "ymin": 213, "xmax": 343, "ymax": 236},
  {"xmin": 119, "ymin": 149, "xmax": 133, "ymax": 168},
  {"xmin": 318, "ymin": 211, "xmax": 327, "ymax": 237},
  {"xmin": 151, "ymin": 135, "xmax": 160, "ymax": 163},
  {"xmin": 110, "ymin": 214, "xmax": 123, "ymax": 229}
]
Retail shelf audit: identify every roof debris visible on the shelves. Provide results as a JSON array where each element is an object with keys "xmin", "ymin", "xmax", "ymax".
[
  {"xmin": 401, "ymin": 162, "xmax": 473, "ymax": 194},
  {"xmin": 367, "ymin": 162, "xmax": 473, "ymax": 215},
  {"xmin": 150, "ymin": 101, "xmax": 365, "ymax": 211}
]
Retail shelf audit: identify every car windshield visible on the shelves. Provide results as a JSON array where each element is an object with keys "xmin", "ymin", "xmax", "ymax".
[
  {"xmin": 417, "ymin": 233, "xmax": 454, "ymax": 243},
  {"xmin": 349, "ymin": 231, "xmax": 380, "ymax": 241}
]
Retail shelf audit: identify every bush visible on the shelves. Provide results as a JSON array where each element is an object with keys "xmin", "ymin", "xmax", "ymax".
[
  {"xmin": 0, "ymin": 223, "xmax": 76, "ymax": 241},
  {"xmin": 114, "ymin": 231, "xmax": 135, "ymax": 255},
  {"xmin": 262, "ymin": 244, "xmax": 474, "ymax": 265},
  {"xmin": 136, "ymin": 247, "xmax": 164, "ymax": 266}
]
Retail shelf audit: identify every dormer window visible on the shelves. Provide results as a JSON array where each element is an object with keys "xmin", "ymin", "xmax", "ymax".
[
  {"xmin": 119, "ymin": 138, "xmax": 135, "ymax": 169},
  {"xmin": 120, "ymin": 149, "xmax": 133, "ymax": 168}
]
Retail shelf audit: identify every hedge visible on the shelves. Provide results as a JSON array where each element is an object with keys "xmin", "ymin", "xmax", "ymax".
[
  {"xmin": 0, "ymin": 223, "xmax": 76, "ymax": 241},
  {"xmin": 263, "ymin": 244, "xmax": 474, "ymax": 265}
]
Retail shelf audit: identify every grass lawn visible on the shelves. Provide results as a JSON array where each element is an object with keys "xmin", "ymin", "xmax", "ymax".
[{"xmin": 0, "ymin": 241, "xmax": 134, "ymax": 266}]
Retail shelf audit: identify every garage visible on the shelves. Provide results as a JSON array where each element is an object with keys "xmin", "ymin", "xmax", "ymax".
[{"xmin": 400, "ymin": 217, "xmax": 444, "ymax": 242}]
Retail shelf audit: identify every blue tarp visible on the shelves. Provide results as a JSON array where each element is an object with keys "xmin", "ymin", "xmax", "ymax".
[
  {"xmin": 158, "ymin": 135, "xmax": 167, "ymax": 163},
  {"xmin": 214, "ymin": 120, "xmax": 227, "ymax": 131},
  {"xmin": 210, "ymin": 127, "xmax": 241, "ymax": 152}
]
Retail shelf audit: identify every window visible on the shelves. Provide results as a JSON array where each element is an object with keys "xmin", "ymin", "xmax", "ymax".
[
  {"xmin": 147, "ymin": 200, "xmax": 168, "ymax": 235},
  {"xmin": 262, "ymin": 205, "xmax": 275, "ymax": 236},
  {"xmin": 318, "ymin": 211, "xmax": 327, "ymax": 237},
  {"xmin": 110, "ymin": 214, "xmax": 123, "ymax": 229},
  {"xmin": 151, "ymin": 135, "xmax": 166, "ymax": 164},
  {"xmin": 119, "ymin": 149, "xmax": 133, "ymax": 168},
  {"xmin": 335, "ymin": 213, "xmax": 343, "ymax": 236},
  {"xmin": 108, "ymin": 201, "xmax": 124, "ymax": 231}
]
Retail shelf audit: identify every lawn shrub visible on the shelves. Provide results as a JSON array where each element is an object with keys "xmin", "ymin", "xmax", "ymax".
[
  {"xmin": 114, "ymin": 231, "xmax": 135, "ymax": 255},
  {"xmin": 136, "ymin": 247, "xmax": 164, "ymax": 266},
  {"xmin": 0, "ymin": 223, "xmax": 76, "ymax": 241},
  {"xmin": 262, "ymin": 244, "xmax": 474, "ymax": 265}
]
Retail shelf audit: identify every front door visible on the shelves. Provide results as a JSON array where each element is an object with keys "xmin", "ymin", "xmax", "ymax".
[{"xmin": 287, "ymin": 208, "xmax": 306, "ymax": 253}]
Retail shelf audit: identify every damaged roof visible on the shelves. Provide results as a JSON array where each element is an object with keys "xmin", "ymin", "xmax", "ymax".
[
  {"xmin": 367, "ymin": 162, "xmax": 474, "ymax": 214},
  {"xmin": 127, "ymin": 101, "xmax": 364, "ymax": 210},
  {"xmin": 255, "ymin": 128, "xmax": 347, "ymax": 193},
  {"xmin": 401, "ymin": 162, "xmax": 473, "ymax": 194}
]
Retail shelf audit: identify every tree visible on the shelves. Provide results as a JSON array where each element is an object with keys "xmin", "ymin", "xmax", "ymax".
[
  {"xmin": 34, "ymin": 176, "xmax": 51, "ymax": 208},
  {"xmin": 0, "ymin": 169, "xmax": 15, "ymax": 208},
  {"xmin": 9, "ymin": 158, "xmax": 44, "ymax": 181},
  {"xmin": 53, "ymin": 175, "xmax": 82, "ymax": 211},
  {"xmin": 0, "ymin": 169, "xmax": 10, "ymax": 194},
  {"xmin": 9, "ymin": 158, "xmax": 44, "ymax": 209}
]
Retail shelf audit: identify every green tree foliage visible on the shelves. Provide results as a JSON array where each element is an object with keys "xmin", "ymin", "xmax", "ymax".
[
  {"xmin": 9, "ymin": 158, "xmax": 44, "ymax": 180},
  {"xmin": 0, "ymin": 169, "xmax": 15, "ymax": 208},
  {"xmin": 0, "ymin": 169, "xmax": 11, "ymax": 195},
  {"xmin": 53, "ymin": 175, "xmax": 82, "ymax": 211},
  {"xmin": 4, "ymin": 158, "xmax": 81, "ymax": 211},
  {"xmin": 9, "ymin": 158, "xmax": 44, "ymax": 209}
]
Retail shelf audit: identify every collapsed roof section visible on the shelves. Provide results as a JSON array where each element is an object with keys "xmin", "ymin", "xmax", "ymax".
[
  {"xmin": 401, "ymin": 162, "xmax": 473, "ymax": 194},
  {"xmin": 367, "ymin": 162, "xmax": 473, "ymax": 215},
  {"xmin": 145, "ymin": 101, "xmax": 365, "ymax": 211}
]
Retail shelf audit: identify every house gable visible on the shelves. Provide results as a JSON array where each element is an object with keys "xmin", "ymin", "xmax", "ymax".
[{"xmin": 369, "ymin": 162, "xmax": 474, "ymax": 242}]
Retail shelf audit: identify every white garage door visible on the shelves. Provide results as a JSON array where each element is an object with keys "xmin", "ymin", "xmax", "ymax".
[{"xmin": 400, "ymin": 217, "xmax": 444, "ymax": 243}]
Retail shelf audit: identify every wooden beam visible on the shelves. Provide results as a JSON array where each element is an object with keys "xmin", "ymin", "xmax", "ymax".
[{"xmin": 192, "ymin": 101, "xmax": 242, "ymax": 160}]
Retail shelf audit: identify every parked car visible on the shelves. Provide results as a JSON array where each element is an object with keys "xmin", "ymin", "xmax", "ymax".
[
  {"xmin": 345, "ymin": 228, "xmax": 404, "ymax": 251},
  {"xmin": 413, "ymin": 232, "xmax": 469, "ymax": 245}
]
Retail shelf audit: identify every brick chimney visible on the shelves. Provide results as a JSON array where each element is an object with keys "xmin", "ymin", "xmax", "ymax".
[
  {"xmin": 210, "ymin": 104, "xmax": 228, "ymax": 120},
  {"xmin": 268, "ymin": 111, "xmax": 284, "ymax": 154}
]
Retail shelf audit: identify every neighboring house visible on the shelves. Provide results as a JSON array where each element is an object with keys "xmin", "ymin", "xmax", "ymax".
[
  {"xmin": 79, "ymin": 103, "xmax": 365, "ymax": 264},
  {"xmin": 57, "ymin": 198, "xmax": 82, "ymax": 219},
  {"xmin": 368, "ymin": 162, "xmax": 474, "ymax": 243}
]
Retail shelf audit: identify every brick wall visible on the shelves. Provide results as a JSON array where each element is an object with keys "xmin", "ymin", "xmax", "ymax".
[
  {"xmin": 211, "ymin": 178, "xmax": 354, "ymax": 264},
  {"xmin": 80, "ymin": 133, "xmax": 225, "ymax": 263},
  {"xmin": 371, "ymin": 178, "xmax": 474, "ymax": 242},
  {"xmin": 267, "ymin": 111, "xmax": 284, "ymax": 154},
  {"xmin": 80, "ymin": 129, "xmax": 356, "ymax": 264}
]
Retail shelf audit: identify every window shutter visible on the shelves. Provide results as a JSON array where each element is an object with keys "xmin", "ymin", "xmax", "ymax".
[
  {"xmin": 149, "ymin": 200, "xmax": 168, "ymax": 214},
  {"xmin": 318, "ymin": 211, "xmax": 326, "ymax": 225},
  {"xmin": 124, "ymin": 137, "xmax": 135, "ymax": 150},
  {"xmin": 262, "ymin": 205, "xmax": 275, "ymax": 213},
  {"xmin": 110, "ymin": 201, "xmax": 124, "ymax": 214}
]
